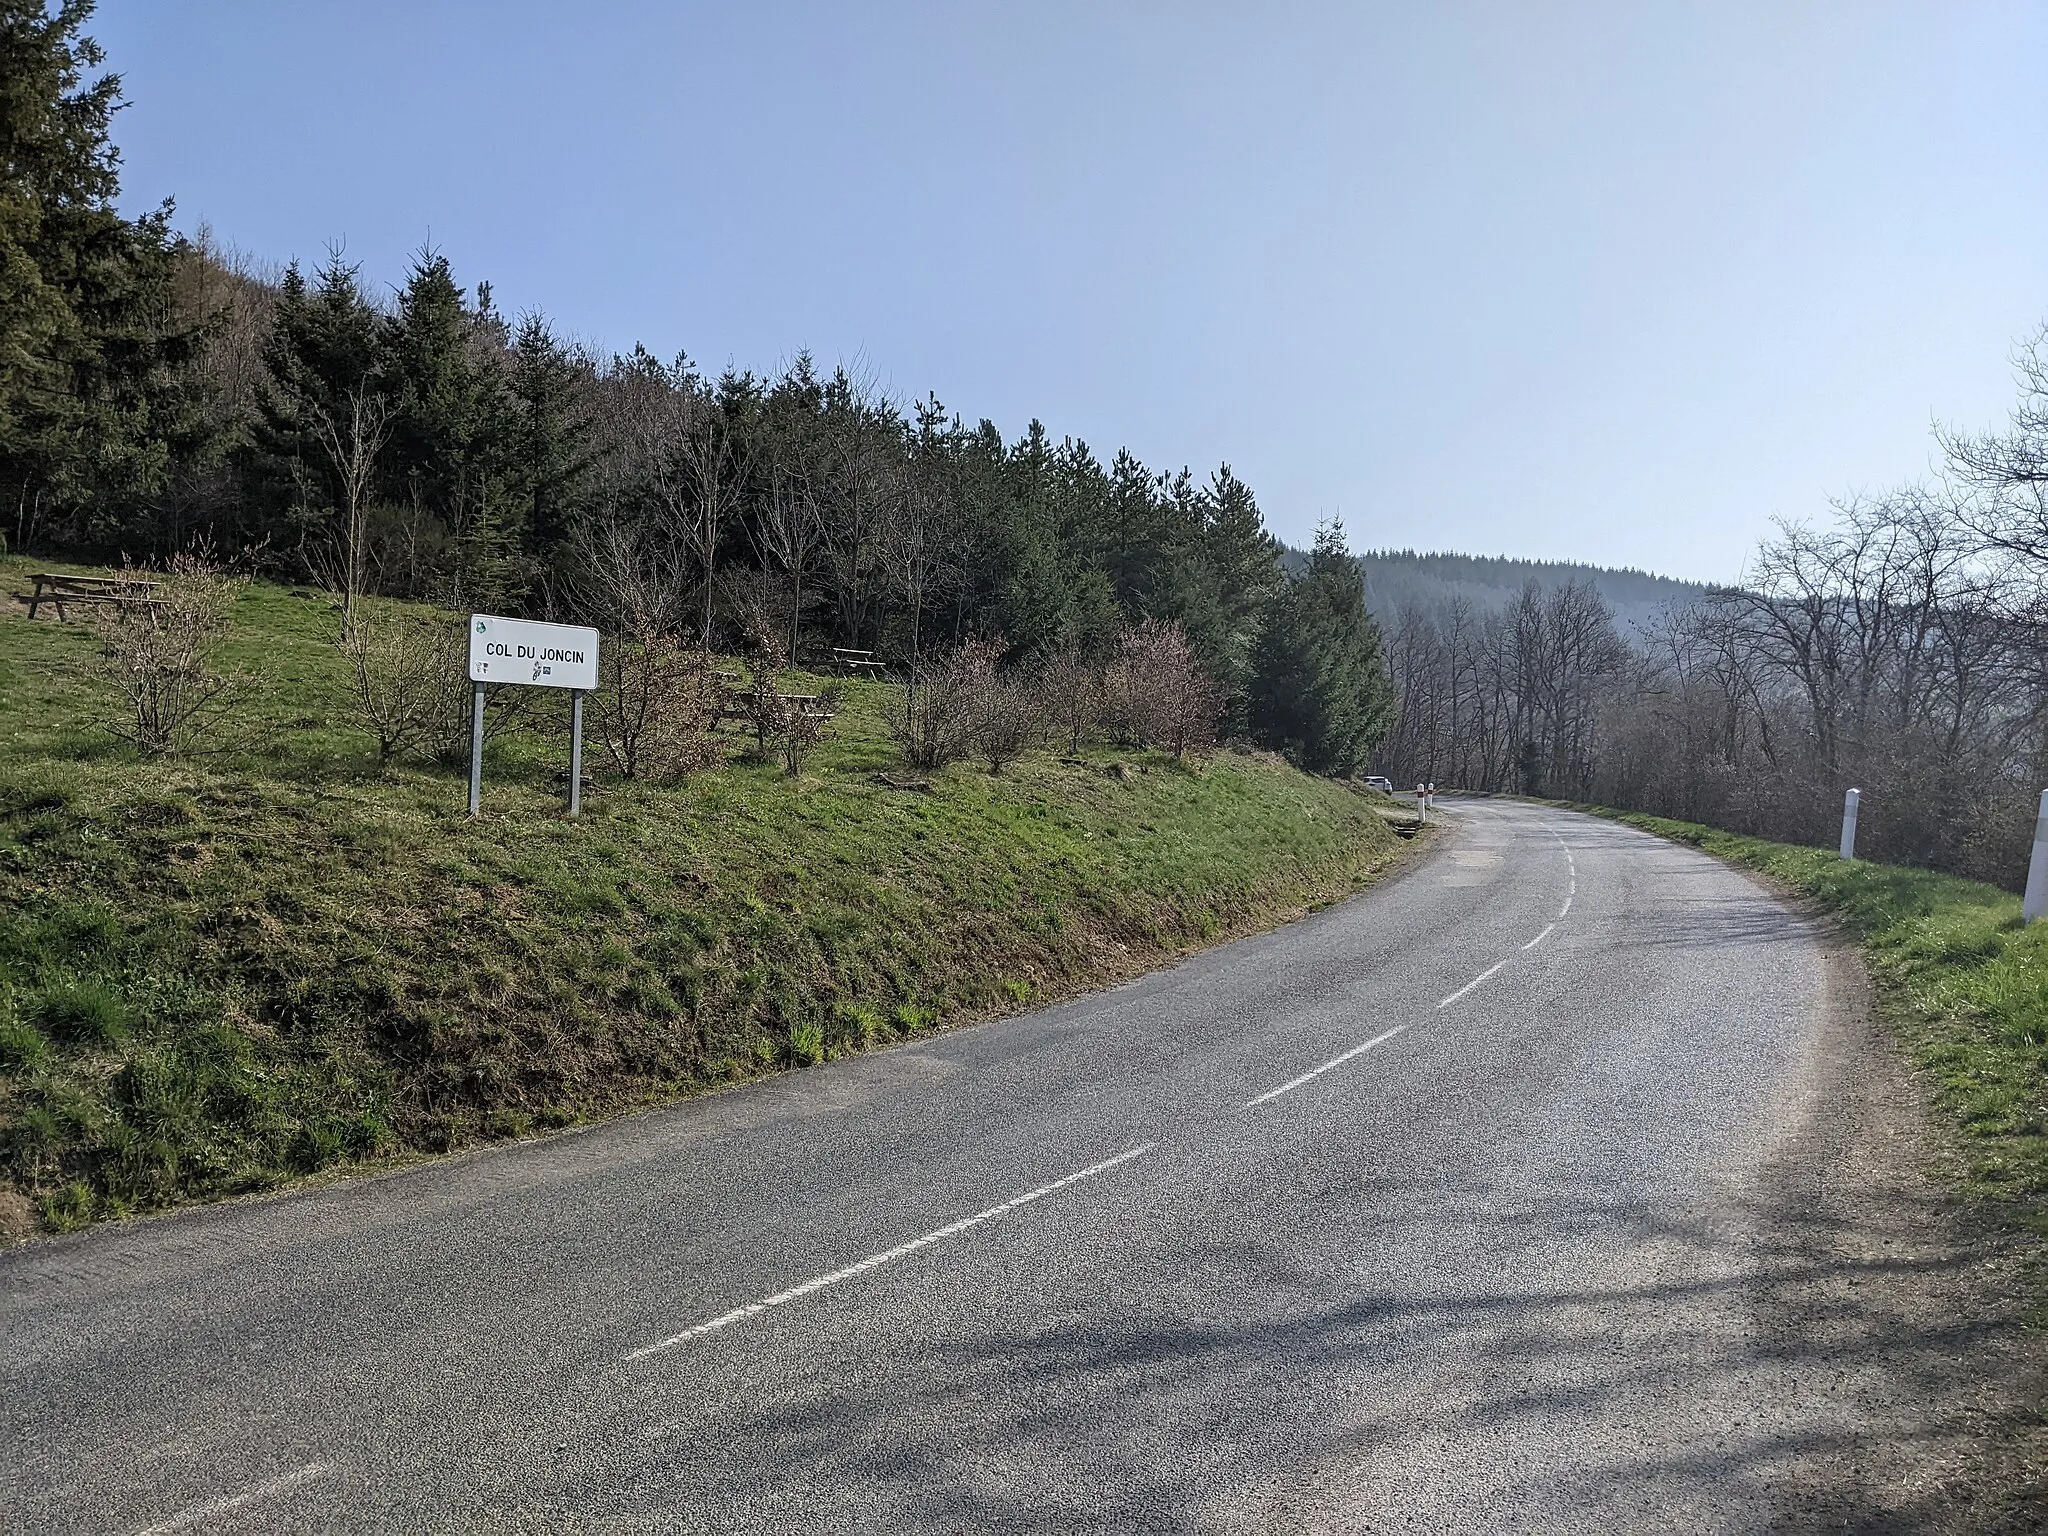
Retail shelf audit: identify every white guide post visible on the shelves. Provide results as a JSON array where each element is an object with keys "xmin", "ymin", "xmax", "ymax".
[
  {"xmin": 1839, "ymin": 786, "xmax": 1860, "ymax": 861},
  {"xmin": 2023, "ymin": 789, "xmax": 2048, "ymax": 922}
]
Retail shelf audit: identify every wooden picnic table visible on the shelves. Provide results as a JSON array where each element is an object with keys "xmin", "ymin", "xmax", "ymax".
[
  {"xmin": 15, "ymin": 572, "xmax": 162, "ymax": 622},
  {"xmin": 831, "ymin": 647, "xmax": 889, "ymax": 677}
]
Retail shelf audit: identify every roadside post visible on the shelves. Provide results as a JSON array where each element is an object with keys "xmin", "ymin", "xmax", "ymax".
[
  {"xmin": 466, "ymin": 614, "xmax": 601, "ymax": 818},
  {"xmin": 1839, "ymin": 786, "xmax": 1860, "ymax": 861},
  {"xmin": 2023, "ymin": 789, "xmax": 2048, "ymax": 922}
]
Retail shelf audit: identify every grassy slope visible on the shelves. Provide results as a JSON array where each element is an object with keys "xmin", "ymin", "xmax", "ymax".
[
  {"xmin": 1577, "ymin": 807, "xmax": 2047, "ymax": 1241},
  {"xmin": 0, "ymin": 557, "xmax": 1403, "ymax": 1236}
]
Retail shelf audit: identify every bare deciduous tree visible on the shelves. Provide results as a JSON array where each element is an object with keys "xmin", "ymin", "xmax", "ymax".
[{"xmin": 308, "ymin": 386, "xmax": 392, "ymax": 630}]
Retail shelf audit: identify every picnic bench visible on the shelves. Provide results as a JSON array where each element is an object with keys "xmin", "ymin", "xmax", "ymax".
[
  {"xmin": 15, "ymin": 572, "xmax": 162, "ymax": 622},
  {"xmin": 709, "ymin": 685, "xmax": 839, "ymax": 732},
  {"xmin": 831, "ymin": 646, "xmax": 888, "ymax": 678}
]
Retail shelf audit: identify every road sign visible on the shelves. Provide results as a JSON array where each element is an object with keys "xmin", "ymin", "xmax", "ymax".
[
  {"xmin": 468, "ymin": 614, "xmax": 599, "ymax": 691},
  {"xmin": 466, "ymin": 614, "xmax": 602, "ymax": 818}
]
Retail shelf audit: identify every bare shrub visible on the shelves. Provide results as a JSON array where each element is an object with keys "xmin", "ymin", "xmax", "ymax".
[
  {"xmin": 963, "ymin": 647, "xmax": 1038, "ymax": 773},
  {"xmin": 888, "ymin": 639, "xmax": 983, "ymax": 770},
  {"xmin": 1105, "ymin": 619, "xmax": 1221, "ymax": 758},
  {"xmin": 92, "ymin": 558, "xmax": 244, "ymax": 755},
  {"xmin": 780, "ymin": 680, "xmax": 843, "ymax": 777},
  {"xmin": 339, "ymin": 609, "xmax": 464, "ymax": 764},
  {"xmin": 1033, "ymin": 642, "xmax": 1103, "ymax": 755},
  {"xmin": 589, "ymin": 629, "xmax": 719, "ymax": 781},
  {"xmin": 735, "ymin": 606, "xmax": 793, "ymax": 759}
]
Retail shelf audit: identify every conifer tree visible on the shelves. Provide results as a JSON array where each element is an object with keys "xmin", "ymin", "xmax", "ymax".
[
  {"xmin": 1, "ymin": 0, "xmax": 211, "ymax": 550},
  {"xmin": 1248, "ymin": 519, "xmax": 1394, "ymax": 774}
]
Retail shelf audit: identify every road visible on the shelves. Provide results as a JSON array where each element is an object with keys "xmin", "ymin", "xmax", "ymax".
[{"xmin": 0, "ymin": 799, "xmax": 1996, "ymax": 1532}]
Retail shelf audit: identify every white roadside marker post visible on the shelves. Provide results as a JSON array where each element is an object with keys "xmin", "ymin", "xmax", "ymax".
[
  {"xmin": 2022, "ymin": 789, "xmax": 2048, "ymax": 922},
  {"xmin": 1839, "ymin": 786, "xmax": 1860, "ymax": 861}
]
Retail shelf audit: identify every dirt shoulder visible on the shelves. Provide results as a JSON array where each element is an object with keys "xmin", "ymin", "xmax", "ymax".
[{"xmin": 1738, "ymin": 882, "xmax": 2046, "ymax": 1530}]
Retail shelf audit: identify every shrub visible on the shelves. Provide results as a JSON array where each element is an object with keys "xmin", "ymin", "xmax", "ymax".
[
  {"xmin": 891, "ymin": 637, "xmax": 1027, "ymax": 771},
  {"xmin": 90, "ymin": 557, "xmax": 244, "ymax": 755},
  {"xmin": 588, "ymin": 628, "xmax": 720, "ymax": 781},
  {"xmin": 961, "ymin": 645, "xmax": 1037, "ymax": 773},
  {"xmin": 338, "ymin": 608, "xmax": 467, "ymax": 764},
  {"xmin": 1104, "ymin": 619, "xmax": 1221, "ymax": 758},
  {"xmin": 1033, "ymin": 643, "xmax": 1103, "ymax": 755}
]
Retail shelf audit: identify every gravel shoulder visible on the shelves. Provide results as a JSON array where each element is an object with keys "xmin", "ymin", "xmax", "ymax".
[{"xmin": 1742, "ymin": 893, "xmax": 2047, "ymax": 1531}]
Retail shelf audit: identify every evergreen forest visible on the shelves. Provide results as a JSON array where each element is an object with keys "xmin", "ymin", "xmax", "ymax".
[{"xmin": 0, "ymin": 2, "xmax": 1393, "ymax": 777}]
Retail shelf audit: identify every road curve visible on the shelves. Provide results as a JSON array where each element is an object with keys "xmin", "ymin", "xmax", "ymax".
[{"xmin": 0, "ymin": 800, "xmax": 1930, "ymax": 1532}]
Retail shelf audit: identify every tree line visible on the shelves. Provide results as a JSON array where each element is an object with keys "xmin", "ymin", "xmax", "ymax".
[
  {"xmin": 0, "ymin": 2, "xmax": 1392, "ymax": 777},
  {"xmin": 1379, "ymin": 336, "xmax": 2048, "ymax": 889}
]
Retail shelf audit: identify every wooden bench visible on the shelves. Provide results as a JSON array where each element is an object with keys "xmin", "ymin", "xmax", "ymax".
[
  {"xmin": 831, "ymin": 647, "xmax": 888, "ymax": 678},
  {"xmin": 15, "ymin": 572, "xmax": 163, "ymax": 622},
  {"xmin": 707, "ymin": 685, "xmax": 838, "ymax": 732}
]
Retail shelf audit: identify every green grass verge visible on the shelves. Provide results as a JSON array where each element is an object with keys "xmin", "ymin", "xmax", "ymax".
[
  {"xmin": 1576, "ymin": 805, "xmax": 2047, "ymax": 1236},
  {"xmin": 0, "ymin": 556, "xmax": 1403, "ymax": 1237}
]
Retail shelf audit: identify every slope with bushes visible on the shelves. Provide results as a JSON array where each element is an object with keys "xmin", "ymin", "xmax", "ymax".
[{"xmin": 0, "ymin": 560, "xmax": 1405, "ymax": 1237}]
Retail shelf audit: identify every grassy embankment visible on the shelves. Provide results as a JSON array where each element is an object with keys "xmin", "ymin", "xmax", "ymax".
[
  {"xmin": 1580, "ymin": 807, "xmax": 2047, "ymax": 1241},
  {"xmin": 0, "ymin": 557, "xmax": 1405, "ymax": 1237}
]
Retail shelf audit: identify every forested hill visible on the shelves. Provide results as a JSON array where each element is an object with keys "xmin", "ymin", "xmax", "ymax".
[{"xmin": 1348, "ymin": 549, "xmax": 1710, "ymax": 632}]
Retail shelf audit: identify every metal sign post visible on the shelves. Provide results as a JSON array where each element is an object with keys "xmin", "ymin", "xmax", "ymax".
[
  {"xmin": 569, "ymin": 690, "xmax": 585, "ymax": 817},
  {"xmin": 466, "ymin": 614, "xmax": 601, "ymax": 818},
  {"xmin": 468, "ymin": 681, "xmax": 486, "ymax": 816}
]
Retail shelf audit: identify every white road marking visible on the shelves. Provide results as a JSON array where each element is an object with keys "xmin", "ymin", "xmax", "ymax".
[
  {"xmin": 134, "ymin": 1463, "xmax": 331, "ymax": 1534},
  {"xmin": 1522, "ymin": 923, "xmax": 1554, "ymax": 951},
  {"xmin": 1244, "ymin": 1026, "xmax": 1408, "ymax": 1108},
  {"xmin": 1438, "ymin": 960, "xmax": 1506, "ymax": 1008},
  {"xmin": 1546, "ymin": 826, "xmax": 1578, "ymax": 921},
  {"xmin": 625, "ymin": 1144, "xmax": 1154, "ymax": 1361}
]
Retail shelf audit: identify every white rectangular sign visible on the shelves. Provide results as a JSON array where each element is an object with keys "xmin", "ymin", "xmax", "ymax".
[{"xmin": 468, "ymin": 614, "xmax": 600, "ymax": 690}]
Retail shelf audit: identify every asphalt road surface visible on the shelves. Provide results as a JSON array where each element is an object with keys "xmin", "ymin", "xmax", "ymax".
[{"xmin": 0, "ymin": 800, "xmax": 1993, "ymax": 1532}]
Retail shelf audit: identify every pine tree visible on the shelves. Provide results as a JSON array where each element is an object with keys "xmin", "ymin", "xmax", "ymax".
[
  {"xmin": 246, "ymin": 254, "xmax": 387, "ymax": 549},
  {"xmin": 1, "ymin": 0, "xmax": 212, "ymax": 550},
  {"xmin": 508, "ymin": 313, "xmax": 592, "ymax": 564},
  {"xmin": 1248, "ymin": 519, "xmax": 1394, "ymax": 775}
]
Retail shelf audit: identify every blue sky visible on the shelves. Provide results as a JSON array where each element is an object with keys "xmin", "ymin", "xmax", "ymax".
[{"xmin": 94, "ymin": 1, "xmax": 2048, "ymax": 583}]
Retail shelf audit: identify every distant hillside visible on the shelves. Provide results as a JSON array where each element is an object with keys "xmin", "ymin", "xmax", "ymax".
[{"xmin": 1349, "ymin": 550, "xmax": 1710, "ymax": 634}]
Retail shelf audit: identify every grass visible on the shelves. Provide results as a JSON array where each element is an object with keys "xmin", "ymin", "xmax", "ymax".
[
  {"xmin": 0, "ymin": 555, "xmax": 1405, "ymax": 1236},
  {"xmin": 1578, "ymin": 806, "xmax": 2048, "ymax": 1237}
]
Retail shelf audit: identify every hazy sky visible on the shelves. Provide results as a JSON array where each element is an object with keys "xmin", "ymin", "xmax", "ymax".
[{"xmin": 94, "ymin": 1, "xmax": 2048, "ymax": 583}]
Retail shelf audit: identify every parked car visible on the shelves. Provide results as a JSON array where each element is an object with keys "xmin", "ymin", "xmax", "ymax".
[{"xmin": 1363, "ymin": 776, "xmax": 1394, "ymax": 794}]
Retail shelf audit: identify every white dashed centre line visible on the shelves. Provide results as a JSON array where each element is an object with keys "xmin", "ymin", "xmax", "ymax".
[
  {"xmin": 1438, "ymin": 960, "xmax": 1506, "ymax": 1008},
  {"xmin": 134, "ymin": 1463, "xmax": 332, "ymax": 1535},
  {"xmin": 1522, "ymin": 923, "xmax": 1555, "ymax": 951},
  {"xmin": 624, "ymin": 1144, "xmax": 1154, "ymax": 1361},
  {"xmin": 1244, "ymin": 1025, "xmax": 1408, "ymax": 1108}
]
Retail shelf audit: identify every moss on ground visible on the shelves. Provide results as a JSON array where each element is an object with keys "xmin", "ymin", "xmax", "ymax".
[{"xmin": 0, "ymin": 557, "xmax": 1401, "ymax": 1235}]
